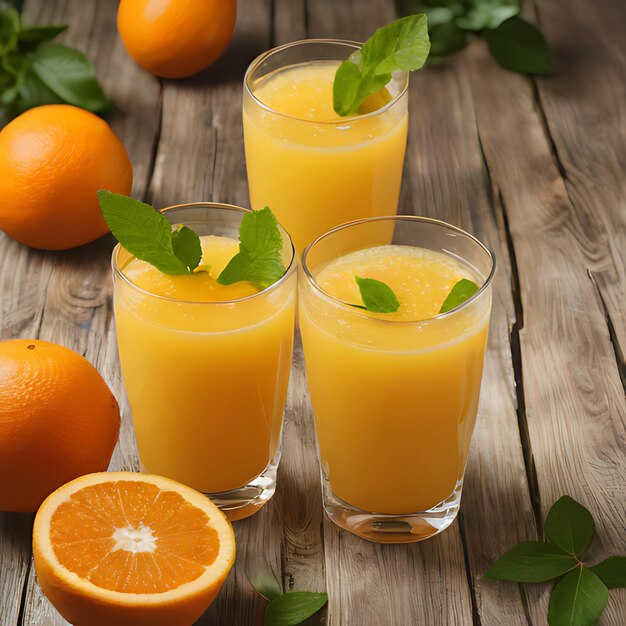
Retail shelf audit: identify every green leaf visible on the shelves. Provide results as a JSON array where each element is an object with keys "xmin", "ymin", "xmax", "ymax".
[
  {"xmin": 0, "ymin": 8, "xmax": 19, "ymax": 55},
  {"xmin": 218, "ymin": 206, "xmax": 287, "ymax": 290},
  {"xmin": 32, "ymin": 42, "xmax": 112, "ymax": 112},
  {"xmin": 0, "ymin": 53, "xmax": 27, "ymax": 105},
  {"xmin": 484, "ymin": 16, "xmax": 553, "ymax": 75},
  {"xmin": 354, "ymin": 276, "xmax": 400, "ymax": 313},
  {"xmin": 17, "ymin": 66, "xmax": 64, "ymax": 112},
  {"xmin": 18, "ymin": 23, "xmax": 67, "ymax": 43},
  {"xmin": 98, "ymin": 191, "xmax": 190, "ymax": 275},
  {"xmin": 429, "ymin": 21, "xmax": 468, "ymax": 56},
  {"xmin": 590, "ymin": 557, "xmax": 626, "ymax": 589},
  {"xmin": 545, "ymin": 495, "xmax": 595, "ymax": 557},
  {"xmin": 246, "ymin": 552, "xmax": 283, "ymax": 601},
  {"xmin": 485, "ymin": 541, "xmax": 578, "ymax": 582},
  {"xmin": 396, "ymin": 1, "xmax": 465, "ymax": 26},
  {"xmin": 171, "ymin": 225, "xmax": 202, "ymax": 272},
  {"xmin": 456, "ymin": 0, "xmax": 519, "ymax": 31},
  {"xmin": 265, "ymin": 592, "xmax": 328, "ymax": 626},
  {"xmin": 333, "ymin": 14, "xmax": 430, "ymax": 116},
  {"xmin": 439, "ymin": 278, "xmax": 479, "ymax": 313},
  {"xmin": 548, "ymin": 566, "xmax": 608, "ymax": 626}
]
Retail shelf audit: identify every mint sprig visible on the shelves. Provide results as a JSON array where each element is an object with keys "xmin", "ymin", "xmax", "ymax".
[
  {"xmin": 217, "ymin": 206, "xmax": 287, "ymax": 290},
  {"xmin": 485, "ymin": 495, "xmax": 626, "ymax": 626},
  {"xmin": 246, "ymin": 556, "xmax": 328, "ymax": 626},
  {"xmin": 99, "ymin": 192, "xmax": 287, "ymax": 290},
  {"xmin": 439, "ymin": 278, "xmax": 479, "ymax": 313},
  {"xmin": 396, "ymin": 0, "xmax": 552, "ymax": 76},
  {"xmin": 0, "ymin": 6, "xmax": 110, "ymax": 127},
  {"xmin": 333, "ymin": 14, "xmax": 430, "ymax": 117},
  {"xmin": 98, "ymin": 191, "xmax": 197, "ymax": 275}
]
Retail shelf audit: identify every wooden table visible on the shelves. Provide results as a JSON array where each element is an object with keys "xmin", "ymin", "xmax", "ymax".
[{"xmin": 1, "ymin": 1, "xmax": 624, "ymax": 624}]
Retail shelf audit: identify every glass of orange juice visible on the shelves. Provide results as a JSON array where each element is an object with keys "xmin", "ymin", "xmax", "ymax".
[
  {"xmin": 243, "ymin": 40, "xmax": 409, "ymax": 253},
  {"xmin": 112, "ymin": 203, "xmax": 297, "ymax": 521},
  {"xmin": 299, "ymin": 216, "xmax": 495, "ymax": 542}
]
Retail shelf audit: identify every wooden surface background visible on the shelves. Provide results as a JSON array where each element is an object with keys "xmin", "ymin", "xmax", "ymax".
[{"xmin": 1, "ymin": 0, "xmax": 624, "ymax": 624}]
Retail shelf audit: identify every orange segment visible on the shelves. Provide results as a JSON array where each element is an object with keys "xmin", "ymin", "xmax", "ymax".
[{"xmin": 33, "ymin": 472, "xmax": 236, "ymax": 626}]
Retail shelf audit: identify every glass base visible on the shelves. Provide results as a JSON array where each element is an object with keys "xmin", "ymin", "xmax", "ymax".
[
  {"xmin": 141, "ymin": 448, "xmax": 281, "ymax": 522},
  {"xmin": 322, "ymin": 476, "xmax": 463, "ymax": 543}
]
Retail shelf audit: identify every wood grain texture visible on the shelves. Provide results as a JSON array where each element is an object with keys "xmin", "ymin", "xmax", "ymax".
[
  {"xmin": 467, "ymin": 30, "xmax": 626, "ymax": 624},
  {"xmin": 533, "ymin": 0, "xmax": 626, "ymax": 365}
]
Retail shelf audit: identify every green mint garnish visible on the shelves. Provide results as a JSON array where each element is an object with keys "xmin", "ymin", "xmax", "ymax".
[
  {"xmin": 245, "ymin": 551, "xmax": 328, "ymax": 626},
  {"xmin": 217, "ymin": 206, "xmax": 287, "ymax": 290},
  {"xmin": 98, "ymin": 190, "xmax": 199, "ymax": 275},
  {"xmin": 264, "ymin": 592, "xmax": 328, "ymax": 626},
  {"xmin": 439, "ymin": 278, "xmax": 479, "ymax": 313},
  {"xmin": 333, "ymin": 14, "xmax": 430, "ymax": 117},
  {"xmin": 396, "ymin": 1, "xmax": 552, "ymax": 76},
  {"xmin": 353, "ymin": 276, "xmax": 400, "ymax": 313},
  {"xmin": 98, "ymin": 192, "xmax": 287, "ymax": 290},
  {"xmin": 485, "ymin": 495, "xmax": 625, "ymax": 626}
]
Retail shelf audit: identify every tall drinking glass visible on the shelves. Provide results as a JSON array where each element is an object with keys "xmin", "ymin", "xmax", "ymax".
[
  {"xmin": 243, "ymin": 39, "xmax": 409, "ymax": 252},
  {"xmin": 112, "ymin": 203, "xmax": 297, "ymax": 520},
  {"xmin": 299, "ymin": 216, "xmax": 495, "ymax": 542}
]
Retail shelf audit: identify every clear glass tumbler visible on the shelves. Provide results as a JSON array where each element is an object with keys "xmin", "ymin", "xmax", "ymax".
[
  {"xmin": 112, "ymin": 203, "xmax": 297, "ymax": 521},
  {"xmin": 299, "ymin": 216, "xmax": 495, "ymax": 542},
  {"xmin": 243, "ymin": 39, "xmax": 409, "ymax": 252}
]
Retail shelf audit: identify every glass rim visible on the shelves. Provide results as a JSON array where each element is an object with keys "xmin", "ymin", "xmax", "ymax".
[
  {"xmin": 111, "ymin": 201, "xmax": 297, "ymax": 305},
  {"xmin": 300, "ymin": 215, "xmax": 497, "ymax": 325},
  {"xmin": 243, "ymin": 38, "xmax": 409, "ymax": 125}
]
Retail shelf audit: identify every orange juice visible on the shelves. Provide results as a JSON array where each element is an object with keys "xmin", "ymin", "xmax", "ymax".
[
  {"xmin": 299, "ymin": 244, "xmax": 490, "ymax": 515},
  {"xmin": 114, "ymin": 233, "xmax": 296, "ymax": 500},
  {"xmin": 244, "ymin": 57, "xmax": 408, "ymax": 252}
]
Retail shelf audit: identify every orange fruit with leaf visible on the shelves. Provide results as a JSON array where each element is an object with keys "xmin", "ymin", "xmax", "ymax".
[
  {"xmin": 0, "ymin": 339, "xmax": 120, "ymax": 512},
  {"xmin": 33, "ymin": 472, "xmax": 236, "ymax": 626},
  {"xmin": 117, "ymin": 0, "xmax": 237, "ymax": 79},
  {"xmin": 0, "ymin": 104, "xmax": 132, "ymax": 250}
]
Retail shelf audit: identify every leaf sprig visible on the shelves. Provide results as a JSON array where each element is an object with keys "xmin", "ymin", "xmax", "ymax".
[
  {"xmin": 0, "ymin": 5, "xmax": 110, "ymax": 127},
  {"xmin": 98, "ymin": 191, "xmax": 287, "ymax": 291},
  {"xmin": 486, "ymin": 496, "xmax": 626, "ymax": 626},
  {"xmin": 396, "ymin": 0, "xmax": 552, "ymax": 75},
  {"xmin": 333, "ymin": 14, "xmax": 430, "ymax": 117},
  {"xmin": 246, "ymin": 558, "xmax": 328, "ymax": 626}
]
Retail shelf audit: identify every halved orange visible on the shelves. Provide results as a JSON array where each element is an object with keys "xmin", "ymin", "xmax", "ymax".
[{"xmin": 33, "ymin": 472, "xmax": 236, "ymax": 626}]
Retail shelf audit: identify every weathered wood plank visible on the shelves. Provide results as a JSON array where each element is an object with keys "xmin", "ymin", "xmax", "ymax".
[
  {"xmin": 12, "ymin": 0, "xmax": 161, "ymax": 623},
  {"xmin": 467, "ymin": 29, "xmax": 626, "ymax": 624},
  {"xmin": 533, "ymin": 0, "xmax": 626, "ymax": 365},
  {"xmin": 403, "ymin": 51, "xmax": 546, "ymax": 625}
]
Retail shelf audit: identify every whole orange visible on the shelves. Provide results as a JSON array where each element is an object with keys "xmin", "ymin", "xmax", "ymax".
[
  {"xmin": 0, "ymin": 339, "xmax": 120, "ymax": 512},
  {"xmin": 0, "ymin": 105, "xmax": 132, "ymax": 250},
  {"xmin": 117, "ymin": 0, "xmax": 237, "ymax": 79}
]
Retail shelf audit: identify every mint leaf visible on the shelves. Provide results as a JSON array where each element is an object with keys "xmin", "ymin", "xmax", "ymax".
[
  {"xmin": 0, "ymin": 8, "xmax": 20, "ymax": 55},
  {"xmin": 218, "ymin": 206, "xmax": 287, "ymax": 290},
  {"xmin": 484, "ymin": 541, "xmax": 578, "ymax": 582},
  {"xmin": 32, "ymin": 42, "xmax": 112, "ymax": 112},
  {"xmin": 333, "ymin": 15, "xmax": 430, "ymax": 116},
  {"xmin": 456, "ymin": 0, "xmax": 519, "ymax": 31},
  {"xmin": 171, "ymin": 225, "xmax": 202, "ymax": 272},
  {"xmin": 98, "ymin": 191, "xmax": 190, "ymax": 275},
  {"xmin": 590, "ymin": 557, "xmax": 626, "ymax": 589},
  {"xmin": 354, "ymin": 276, "xmax": 400, "ymax": 313},
  {"xmin": 439, "ymin": 278, "xmax": 479, "ymax": 313},
  {"xmin": 545, "ymin": 496, "xmax": 595, "ymax": 557},
  {"xmin": 265, "ymin": 592, "xmax": 328, "ymax": 626},
  {"xmin": 484, "ymin": 16, "xmax": 553, "ymax": 75},
  {"xmin": 547, "ymin": 567, "xmax": 608, "ymax": 626},
  {"xmin": 429, "ymin": 21, "xmax": 467, "ymax": 57},
  {"xmin": 18, "ymin": 23, "xmax": 67, "ymax": 43}
]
